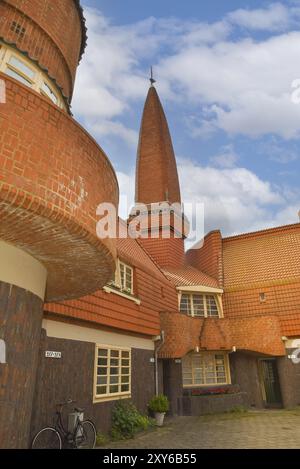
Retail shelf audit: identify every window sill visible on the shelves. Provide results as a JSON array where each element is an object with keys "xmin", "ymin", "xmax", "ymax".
[
  {"xmin": 103, "ymin": 286, "xmax": 141, "ymax": 305},
  {"xmin": 93, "ymin": 393, "xmax": 131, "ymax": 404}
]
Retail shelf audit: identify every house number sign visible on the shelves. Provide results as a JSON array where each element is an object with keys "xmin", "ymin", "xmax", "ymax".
[{"xmin": 45, "ymin": 351, "xmax": 62, "ymax": 359}]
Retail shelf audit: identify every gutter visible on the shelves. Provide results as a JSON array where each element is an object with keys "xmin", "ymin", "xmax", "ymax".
[{"xmin": 154, "ymin": 331, "xmax": 165, "ymax": 396}]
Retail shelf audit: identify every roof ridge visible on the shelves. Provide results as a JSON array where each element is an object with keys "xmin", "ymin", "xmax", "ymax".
[{"xmin": 223, "ymin": 222, "xmax": 300, "ymax": 242}]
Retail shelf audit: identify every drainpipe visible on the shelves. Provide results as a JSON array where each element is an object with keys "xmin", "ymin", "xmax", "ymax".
[{"xmin": 154, "ymin": 331, "xmax": 165, "ymax": 396}]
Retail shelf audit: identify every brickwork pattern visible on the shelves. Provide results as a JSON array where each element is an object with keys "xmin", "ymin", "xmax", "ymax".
[
  {"xmin": 159, "ymin": 312, "xmax": 284, "ymax": 358},
  {"xmin": 186, "ymin": 230, "xmax": 223, "ymax": 285},
  {"xmin": 136, "ymin": 86, "xmax": 181, "ymax": 205},
  {"xmin": 1, "ymin": 0, "xmax": 83, "ymax": 99},
  {"xmin": 0, "ymin": 74, "xmax": 119, "ymax": 301}
]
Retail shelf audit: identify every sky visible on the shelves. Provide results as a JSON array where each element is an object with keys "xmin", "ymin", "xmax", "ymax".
[{"xmin": 72, "ymin": 0, "xmax": 300, "ymax": 242}]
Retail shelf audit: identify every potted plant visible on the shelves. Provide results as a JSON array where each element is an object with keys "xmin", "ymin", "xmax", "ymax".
[{"xmin": 148, "ymin": 394, "xmax": 169, "ymax": 427}]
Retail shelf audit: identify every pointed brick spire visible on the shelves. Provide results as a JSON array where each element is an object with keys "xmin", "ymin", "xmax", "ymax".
[{"xmin": 135, "ymin": 86, "xmax": 181, "ymax": 205}]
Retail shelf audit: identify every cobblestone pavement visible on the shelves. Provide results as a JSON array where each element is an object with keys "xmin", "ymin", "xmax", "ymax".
[{"xmin": 101, "ymin": 409, "xmax": 300, "ymax": 449}]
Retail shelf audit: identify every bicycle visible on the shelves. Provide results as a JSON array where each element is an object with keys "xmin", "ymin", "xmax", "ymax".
[{"xmin": 31, "ymin": 399, "xmax": 97, "ymax": 449}]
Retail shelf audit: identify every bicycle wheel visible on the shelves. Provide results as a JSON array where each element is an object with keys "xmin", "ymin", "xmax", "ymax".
[
  {"xmin": 75, "ymin": 420, "xmax": 96, "ymax": 449},
  {"xmin": 31, "ymin": 427, "xmax": 62, "ymax": 449}
]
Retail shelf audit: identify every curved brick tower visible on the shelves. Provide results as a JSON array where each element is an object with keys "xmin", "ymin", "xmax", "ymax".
[
  {"xmin": 133, "ymin": 84, "xmax": 187, "ymax": 268},
  {"xmin": 0, "ymin": 0, "xmax": 118, "ymax": 448}
]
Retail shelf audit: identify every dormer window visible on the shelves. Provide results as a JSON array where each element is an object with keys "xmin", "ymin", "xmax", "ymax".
[
  {"xmin": 119, "ymin": 261, "xmax": 133, "ymax": 295},
  {"xmin": 109, "ymin": 260, "xmax": 133, "ymax": 295},
  {"xmin": 180, "ymin": 293, "xmax": 220, "ymax": 318}
]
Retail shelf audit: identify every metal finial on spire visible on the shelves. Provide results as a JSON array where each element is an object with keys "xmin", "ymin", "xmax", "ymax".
[{"xmin": 150, "ymin": 66, "xmax": 156, "ymax": 86}]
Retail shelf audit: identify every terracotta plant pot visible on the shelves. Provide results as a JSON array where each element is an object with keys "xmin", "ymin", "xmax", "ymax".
[{"xmin": 154, "ymin": 412, "xmax": 166, "ymax": 427}]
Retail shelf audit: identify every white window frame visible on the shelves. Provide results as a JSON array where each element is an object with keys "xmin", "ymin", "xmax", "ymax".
[
  {"xmin": 94, "ymin": 345, "xmax": 131, "ymax": 403},
  {"xmin": 108, "ymin": 259, "xmax": 134, "ymax": 295},
  {"xmin": 182, "ymin": 352, "xmax": 231, "ymax": 387},
  {"xmin": 0, "ymin": 42, "xmax": 66, "ymax": 110},
  {"xmin": 179, "ymin": 292, "xmax": 221, "ymax": 318}
]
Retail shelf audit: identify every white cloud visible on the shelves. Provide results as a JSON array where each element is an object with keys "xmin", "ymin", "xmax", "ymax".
[
  {"xmin": 210, "ymin": 144, "xmax": 239, "ymax": 168},
  {"xmin": 116, "ymin": 158, "xmax": 299, "ymax": 243},
  {"xmin": 227, "ymin": 3, "xmax": 290, "ymax": 31},
  {"xmin": 158, "ymin": 31, "xmax": 300, "ymax": 139}
]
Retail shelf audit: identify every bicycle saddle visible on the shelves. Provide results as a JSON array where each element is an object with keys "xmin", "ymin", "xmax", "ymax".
[{"xmin": 74, "ymin": 407, "xmax": 84, "ymax": 413}]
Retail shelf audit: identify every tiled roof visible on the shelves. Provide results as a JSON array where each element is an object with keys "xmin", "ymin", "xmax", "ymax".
[
  {"xmin": 163, "ymin": 265, "xmax": 219, "ymax": 288},
  {"xmin": 223, "ymin": 223, "xmax": 300, "ymax": 289}
]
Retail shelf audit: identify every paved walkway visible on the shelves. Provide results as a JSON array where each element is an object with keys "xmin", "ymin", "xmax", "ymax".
[{"xmin": 102, "ymin": 409, "xmax": 300, "ymax": 449}]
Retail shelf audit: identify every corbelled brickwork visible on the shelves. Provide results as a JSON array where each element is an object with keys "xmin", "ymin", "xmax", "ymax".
[
  {"xmin": 0, "ymin": 0, "xmax": 84, "ymax": 99},
  {"xmin": 159, "ymin": 312, "xmax": 285, "ymax": 358},
  {"xmin": 0, "ymin": 74, "xmax": 119, "ymax": 301}
]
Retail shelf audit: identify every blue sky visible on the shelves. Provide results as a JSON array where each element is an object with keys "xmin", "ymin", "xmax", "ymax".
[{"xmin": 73, "ymin": 1, "xmax": 300, "ymax": 238}]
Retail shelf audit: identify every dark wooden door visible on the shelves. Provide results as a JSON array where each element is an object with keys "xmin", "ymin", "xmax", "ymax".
[{"xmin": 260, "ymin": 359, "xmax": 282, "ymax": 407}]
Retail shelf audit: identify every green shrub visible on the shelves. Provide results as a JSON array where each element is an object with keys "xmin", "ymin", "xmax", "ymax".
[
  {"xmin": 228, "ymin": 405, "xmax": 248, "ymax": 413},
  {"xmin": 95, "ymin": 432, "xmax": 109, "ymax": 447},
  {"xmin": 148, "ymin": 394, "xmax": 169, "ymax": 413},
  {"xmin": 111, "ymin": 400, "xmax": 152, "ymax": 439}
]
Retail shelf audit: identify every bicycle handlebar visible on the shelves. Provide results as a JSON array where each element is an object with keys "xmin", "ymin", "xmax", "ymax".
[{"xmin": 57, "ymin": 399, "xmax": 76, "ymax": 407}]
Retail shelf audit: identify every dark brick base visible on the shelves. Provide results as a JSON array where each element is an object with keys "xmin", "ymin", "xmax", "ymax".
[
  {"xmin": 30, "ymin": 332, "xmax": 155, "ymax": 440},
  {"xmin": 0, "ymin": 281, "xmax": 43, "ymax": 449}
]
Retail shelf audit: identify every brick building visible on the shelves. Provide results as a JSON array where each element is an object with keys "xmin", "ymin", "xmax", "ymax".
[{"xmin": 0, "ymin": 0, "xmax": 300, "ymax": 449}]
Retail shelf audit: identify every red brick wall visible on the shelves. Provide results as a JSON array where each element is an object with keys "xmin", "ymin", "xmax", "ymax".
[
  {"xmin": 186, "ymin": 230, "xmax": 223, "ymax": 285},
  {"xmin": 1, "ymin": 0, "xmax": 83, "ymax": 99},
  {"xmin": 0, "ymin": 74, "xmax": 119, "ymax": 301}
]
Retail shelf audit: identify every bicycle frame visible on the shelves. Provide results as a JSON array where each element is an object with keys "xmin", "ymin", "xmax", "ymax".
[{"xmin": 54, "ymin": 407, "xmax": 83, "ymax": 448}]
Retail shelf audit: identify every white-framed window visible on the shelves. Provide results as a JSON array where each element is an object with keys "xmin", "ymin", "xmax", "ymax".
[
  {"xmin": 0, "ymin": 42, "xmax": 66, "ymax": 110},
  {"xmin": 109, "ymin": 260, "xmax": 134, "ymax": 295},
  {"xmin": 179, "ymin": 293, "xmax": 220, "ymax": 318},
  {"xmin": 94, "ymin": 345, "xmax": 131, "ymax": 401},
  {"xmin": 182, "ymin": 352, "xmax": 230, "ymax": 387}
]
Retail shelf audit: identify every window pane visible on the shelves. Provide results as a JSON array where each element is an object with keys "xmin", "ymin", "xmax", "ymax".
[
  {"xmin": 193, "ymin": 295, "xmax": 205, "ymax": 317},
  {"xmin": 98, "ymin": 358, "xmax": 107, "ymax": 366},
  {"xmin": 122, "ymin": 359, "xmax": 129, "ymax": 366},
  {"xmin": 121, "ymin": 384, "xmax": 130, "ymax": 392},
  {"xmin": 96, "ymin": 386, "xmax": 107, "ymax": 395},
  {"xmin": 5, "ymin": 67, "xmax": 33, "ymax": 87},
  {"xmin": 206, "ymin": 295, "xmax": 219, "ymax": 317},
  {"xmin": 8, "ymin": 56, "xmax": 35, "ymax": 79},
  {"xmin": 98, "ymin": 349, "xmax": 108, "ymax": 357},
  {"xmin": 41, "ymin": 82, "xmax": 58, "ymax": 104},
  {"xmin": 110, "ymin": 376, "xmax": 119, "ymax": 384},
  {"xmin": 121, "ymin": 375, "xmax": 129, "ymax": 384},
  {"xmin": 122, "ymin": 368, "xmax": 129, "ymax": 375},
  {"xmin": 110, "ymin": 358, "xmax": 119, "ymax": 366},
  {"xmin": 97, "ymin": 367, "xmax": 107, "ymax": 376},
  {"xmin": 109, "ymin": 385, "xmax": 119, "ymax": 394},
  {"xmin": 110, "ymin": 367, "xmax": 119, "ymax": 375},
  {"xmin": 180, "ymin": 294, "xmax": 191, "ymax": 315},
  {"xmin": 97, "ymin": 376, "xmax": 107, "ymax": 385},
  {"xmin": 110, "ymin": 350, "xmax": 119, "ymax": 358},
  {"xmin": 122, "ymin": 351, "xmax": 129, "ymax": 358}
]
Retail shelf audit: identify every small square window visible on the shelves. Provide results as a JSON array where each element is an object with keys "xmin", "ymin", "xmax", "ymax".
[{"xmin": 259, "ymin": 293, "xmax": 266, "ymax": 303}]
